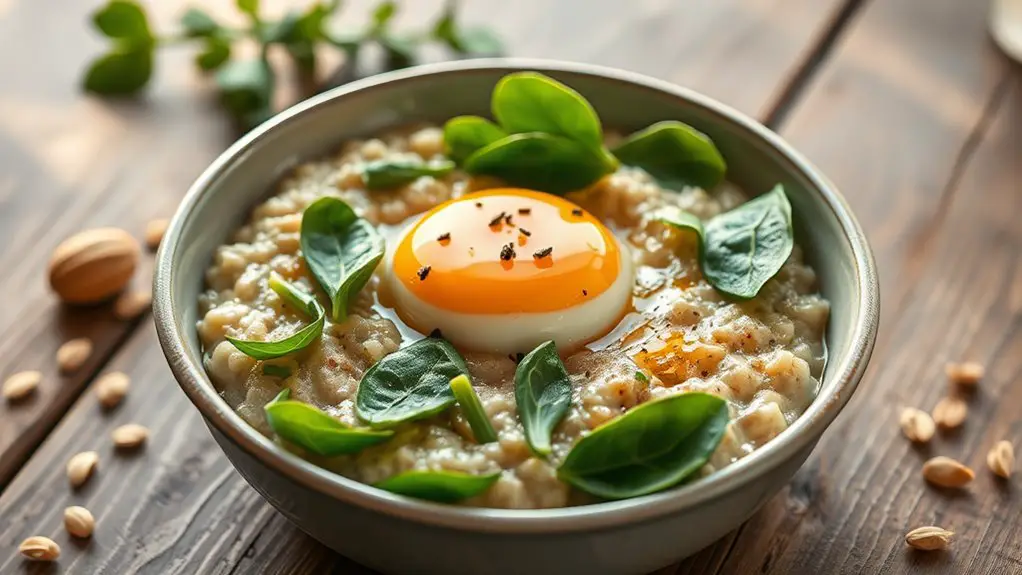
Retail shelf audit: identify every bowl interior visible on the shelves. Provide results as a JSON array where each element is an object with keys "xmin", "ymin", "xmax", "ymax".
[{"xmin": 157, "ymin": 59, "xmax": 877, "ymax": 528}]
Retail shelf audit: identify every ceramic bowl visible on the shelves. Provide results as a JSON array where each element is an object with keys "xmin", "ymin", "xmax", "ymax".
[{"xmin": 154, "ymin": 59, "xmax": 879, "ymax": 575}]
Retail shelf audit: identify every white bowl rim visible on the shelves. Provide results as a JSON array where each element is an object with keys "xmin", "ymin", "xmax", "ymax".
[{"xmin": 153, "ymin": 57, "xmax": 879, "ymax": 534}]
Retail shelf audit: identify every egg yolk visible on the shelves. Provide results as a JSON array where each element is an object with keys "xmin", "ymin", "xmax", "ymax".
[{"xmin": 392, "ymin": 189, "xmax": 622, "ymax": 314}]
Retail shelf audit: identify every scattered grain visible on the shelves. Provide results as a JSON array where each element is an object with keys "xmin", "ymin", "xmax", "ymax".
[
  {"xmin": 3, "ymin": 370, "xmax": 41, "ymax": 402},
  {"xmin": 945, "ymin": 361, "xmax": 983, "ymax": 386},
  {"xmin": 18, "ymin": 536, "xmax": 60, "ymax": 561},
  {"xmin": 112, "ymin": 423, "xmax": 149, "ymax": 449},
  {"xmin": 64, "ymin": 506, "xmax": 95, "ymax": 538},
  {"xmin": 987, "ymin": 440, "xmax": 1014, "ymax": 479},
  {"xmin": 905, "ymin": 526, "xmax": 954, "ymax": 551},
  {"xmin": 95, "ymin": 371, "xmax": 130, "ymax": 409},
  {"xmin": 67, "ymin": 451, "xmax": 99, "ymax": 487},
  {"xmin": 932, "ymin": 396, "xmax": 968, "ymax": 429},
  {"xmin": 922, "ymin": 456, "xmax": 974, "ymax": 488},
  {"xmin": 899, "ymin": 407, "xmax": 935, "ymax": 443},
  {"xmin": 145, "ymin": 218, "xmax": 169, "ymax": 251},
  {"xmin": 57, "ymin": 338, "xmax": 93, "ymax": 373},
  {"xmin": 114, "ymin": 289, "xmax": 151, "ymax": 320}
]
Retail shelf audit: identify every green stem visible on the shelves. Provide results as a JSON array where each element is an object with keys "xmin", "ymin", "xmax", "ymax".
[{"xmin": 450, "ymin": 375, "xmax": 498, "ymax": 444}]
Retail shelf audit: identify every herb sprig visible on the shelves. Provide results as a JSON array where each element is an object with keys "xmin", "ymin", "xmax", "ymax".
[{"xmin": 83, "ymin": 0, "xmax": 503, "ymax": 130}]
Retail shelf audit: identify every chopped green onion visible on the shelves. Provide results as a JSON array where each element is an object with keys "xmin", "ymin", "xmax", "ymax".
[{"xmin": 449, "ymin": 374, "xmax": 498, "ymax": 444}]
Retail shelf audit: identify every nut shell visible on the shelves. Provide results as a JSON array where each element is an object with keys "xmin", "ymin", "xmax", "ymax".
[{"xmin": 49, "ymin": 228, "xmax": 140, "ymax": 304}]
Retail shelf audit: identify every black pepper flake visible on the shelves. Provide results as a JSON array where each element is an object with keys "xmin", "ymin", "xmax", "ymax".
[
  {"xmin": 533, "ymin": 246, "xmax": 553, "ymax": 259},
  {"xmin": 571, "ymin": 208, "xmax": 583, "ymax": 216},
  {"xmin": 429, "ymin": 328, "xmax": 443, "ymax": 339},
  {"xmin": 584, "ymin": 370, "xmax": 591, "ymax": 378},
  {"xmin": 582, "ymin": 289, "xmax": 588, "ymax": 296},
  {"xmin": 417, "ymin": 266, "xmax": 431, "ymax": 281},
  {"xmin": 437, "ymin": 232, "xmax": 451, "ymax": 242},
  {"xmin": 700, "ymin": 370, "xmax": 709, "ymax": 377},
  {"xmin": 504, "ymin": 214, "xmax": 513, "ymax": 226},
  {"xmin": 488, "ymin": 212, "xmax": 507, "ymax": 227},
  {"xmin": 508, "ymin": 353, "xmax": 516, "ymax": 362},
  {"xmin": 518, "ymin": 208, "xmax": 531, "ymax": 215},
  {"xmin": 519, "ymin": 228, "xmax": 532, "ymax": 237},
  {"xmin": 475, "ymin": 201, "xmax": 483, "ymax": 208},
  {"xmin": 500, "ymin": 243, "xmax": 516, "ymax": 261}
]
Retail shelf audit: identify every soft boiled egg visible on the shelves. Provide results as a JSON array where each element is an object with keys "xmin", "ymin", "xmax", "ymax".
[{"xmin": 385, "ymin": 188, "xmax": 634, "ymax": 355}]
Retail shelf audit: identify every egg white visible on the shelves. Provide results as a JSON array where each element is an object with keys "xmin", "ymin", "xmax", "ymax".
[{"xmin": 383, "ymin": 239, "xmax": 635, "ymax": 356}]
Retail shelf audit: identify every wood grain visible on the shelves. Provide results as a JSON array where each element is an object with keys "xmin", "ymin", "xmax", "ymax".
[
  {"xmin": 0, "ymin": 0, "xmax": 232, "ymax": 488},
  {"xmin": 710, "ymin": 0, "xmax": 1022, "ymax": 571}
]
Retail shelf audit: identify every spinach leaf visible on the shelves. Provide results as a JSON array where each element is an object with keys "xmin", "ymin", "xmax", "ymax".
[
  {"xmin": 514, "ymin": 341, "xmax": 572, "ymax": 456},
  {"xmin": 612, "ymin": 121, "xmax": 727, "ymax": 191},
  {"xmin": 374, "ymin": 469, "xmax": 500, "ymax": 503},
  {"xmin": 82, "ymin": 48, "xmax": 153, "ymax": 95},
  {"xmin": 657, "ymin": 207, "xmax": 705, "ymax": 243},
  {"xmin": 492, "ymin": 72, "xmax": 603, "ymax": 150},
  {"xmin": 443, "ymin": 116, "xmax": 507, "ymax": 163},
  {"xmin": 299, "ymin": 197, "xmax": 385, "ymax": 322},
  {"xmin": 464, "ymin": 132, "xmax": 616, "ymax": 194},
  {"xmin": 557, "ymin": 392, "xmax": 729, "ymax": 500},
  {"xmin": 264, "ymin": 389, "xmax": 393, "ymax": 456},
  {"xmin": 225, "ymin": 274, "xmax": 325, "ymax": 360},
  {"xmin": 449, "ymin": 375, "xmax": 497, "ymax": 444},
  {"xmin": 362, "ymin": 159, "xmax": 455, "ymax": 190},
  {"xmin": 355, "ymin": 337, "xmax": 468, "ymax": 427},
  {"xmin": 702, "ymin": 185, "xmax": 792, "ymax": 299}
]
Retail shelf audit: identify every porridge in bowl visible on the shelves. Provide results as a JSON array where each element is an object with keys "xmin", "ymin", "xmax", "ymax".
[{"xmin": 198, "ymin": 72, "xmax": 829, "ymax": 509}]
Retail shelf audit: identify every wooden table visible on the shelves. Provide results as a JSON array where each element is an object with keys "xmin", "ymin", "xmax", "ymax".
[{"xmin": 1, "ymin": 0, "xmax": 1019, "ymax": 573}]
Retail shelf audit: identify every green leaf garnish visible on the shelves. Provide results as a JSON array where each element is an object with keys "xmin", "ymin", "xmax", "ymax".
[
  {"xmin": 514, "ymin": 341, "xmax": 571, "ymax": 456},
  {"xmin": 265, "ymin": 389, "xmax": 392, "ymax": 456},
  {"xmin": 657, "ymin": 186, "xmax": 793, "ymax": 299},
  {"xmin": 180, "ymin": 8, "xmax": 220, "ymax": 38},
  {"xmin": 236, "ymin": 0, "xmax": 260, "ymax": 19},
  {"xmin": 374, "ymin": 469, "xmax": 500, "ymax": 503},
  {"xmin": 464, "ymin": 132, "xmax": 616, "ymax": 194},
  {"xmin": 492, "ymin": 72, "xmax": 604, "ymax": 150},
  {"xmin": 432, "ymin": 3, "xmax": 503, "ymax": 56},
  {"xmin": 702, "ymin": 185, "xmax": 793, "ymax": 299},
  {"xmin": 81, "ymin": 0, "xmax": 501, "ymax": 129},
  {"xmin": 449, "ymin": 375, "xmax": 497, "ymax": 444},
  {"xmin": 82, "ymin": 47, "xmax": 153, "ymax": 95},
  {"xmin": 371, "ymin": 0, "xmax": 397, "ymax": 30},
  {"xmin": 657, "ymin": 207, "xmax": 704, "ymax": 242},
  {"xmin": 299, "ymin": 197, "xmax": 385, "ymax": 322},
  {"xmin": 363, "ymin": 159, "xmax": 456, "ymax": 191},
  {"xmin": 443, "ymin": 116, "xmax": 507, "ymax": 164},
  {"xmin": 92, "ymin": 0, "xmax": 152, "ymax": 43},
  {"xmin": 216, "ymin": 58, "xmax": 275, "ymax": 128},
  {"xmin": 612, "ymin": 121, "xmax": 727, "ymax": 191},
  {"xmin": 355, "ymin": 337, "xmax": 468, "ymax": 428},
  {"xmin": 196, "ymin": 35, "xmax": 231, "ymax": 71},
  {"xmin": 225, "ymin": 273, "xmax": 325, "ymax": 360},
  {"xmin": 557, "ymin": 392, "xmax": 729, "ymax": 500}
]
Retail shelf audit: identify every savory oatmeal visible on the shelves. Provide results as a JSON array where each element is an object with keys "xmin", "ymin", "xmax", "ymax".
[{"xmin": 197, "ymin": 123, "xmax": 829, "ymax": 509}]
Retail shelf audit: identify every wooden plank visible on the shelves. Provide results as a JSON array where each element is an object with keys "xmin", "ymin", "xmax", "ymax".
[
  {"xmin": 711, "ymin": 0, "xmax": 1022, "ymax": 571},
  {"xmin": 0, "ymin": 0, "xmax": 862, "ymax": 572},
  {"xmin": 0, "ymin": 0, "xmax": 233, "ymax": 487},
  {"xmin": 0, "ymin": 323, "xmax": 274, "ymax": 575}
]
